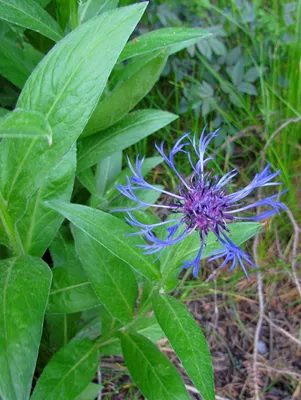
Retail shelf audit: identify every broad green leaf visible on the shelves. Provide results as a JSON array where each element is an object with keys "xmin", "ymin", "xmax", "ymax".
[
  {"xmin": 47, "ymin": 202, "xmax": 161, "ymax": 282},
  {"xmin": 120, "ymin": 331, "xmax": 190, "ymax": 400},
  {"xmin": 75, "ymin": 383, "xmax": 103, "ymax": 400},
  {"xmin": 118, "ymin": 27, "xmax": 209, "ymax": 62},
  {"xmin": 0, "ymin": 3, "xmax": 147, "ymax": 242},
  {"xmin": 50, "ymin": 226, "xmax": 77, "ymax": 267},
  {"xmin": 0, "ymin": 0, "xmax": 63, "ymax": 42},
  {"xmin": 0, "ymin": 256, "xmax": 52, "ymax": 400},
  {"xmin": 16, "ymin": 145, "xmax": 76, "ymax": 256},
  {"xmin": 31, "ymin": 340, "xmax": 98, "ymax": 400},
  {"xmin": 160, "ymin": 222, "xmax": 262, "ymax": 288},
  {"xmin": 78, "ymin": 110, "xmax": 177, "ymax": 171},
  {"xmin": 83, "ymin": 52, "xmax": 168, "ymax": 136},
  {"xmin": 47, "ymin": 262, "xmax": 100, "ymax": 314},
  {"xmin": 105, "ymin": 156, "xmax": 163, "ymax": 201},
  {"xmin": 153, "ymin": 295, "xmax": 215, "ymax": 400},
  {"xmin": 73, "ymin": 225, "xmax": 138, "ymax": 324},
  {"xmin": 0, "ymin": 37, "xmax": 38, "ymax": 88},
  {"xmin": 46, "ymin": 313, "xmax": 81, "ymax": 352},
  {"xmin": 79, "ymin": 0, "xmax": 119, "ymax": 24},
  {"xmin": 94, "ymin": 151, "xmax": 122, "ymax": 197},
  {"xmin": 0, "ymin": 108, "xmax": 52, "ymax": 144}
]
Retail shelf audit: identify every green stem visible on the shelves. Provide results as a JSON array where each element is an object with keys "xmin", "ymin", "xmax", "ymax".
[{"xmin": 70, "ymin": 0, "xmax": 79, "ymax": 30}]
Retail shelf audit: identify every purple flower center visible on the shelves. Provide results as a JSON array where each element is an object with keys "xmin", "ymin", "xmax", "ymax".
[{"xmin": 174, "ymin": 173, "xmax": 234, "ymax": 239}]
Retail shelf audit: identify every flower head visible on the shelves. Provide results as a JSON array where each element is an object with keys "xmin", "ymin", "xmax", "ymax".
[{"xmin": 113, "ymin": 129, "xmax": 286, "ymax": 277}]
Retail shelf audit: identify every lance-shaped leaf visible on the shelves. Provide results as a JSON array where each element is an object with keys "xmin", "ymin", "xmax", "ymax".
[
  {"xmin": 16, "ymin": 145, "xmax": 76, "ymax": 257},
  {"xmin": 0, "ymin": 108, "xmax": 52, "ymax": 144},
  {"xmin": 79, "ymin": 0, "xmax": 119, "ymax": 24},
  {"xmin": 78, "ymin": 109, "xmax": 177, "ymax": 171},
  {"xmin": 92, "ymin": 151, "xmax": 123, "ymax": 200},
  {"xmin": 0, "ymin": 0, "xmax": 63, "ymax": 42},
  {"xmin": 75, "ymin": 383, "xmax": 103, "ymax": 400},
  {"xmin": 0, "ymin": 37, "xmax": 39, "ymax": 89},
  {"xmin": 73, "ymin": 226, "xmax": 138, "ymax": 324},
  {"xmin": 83, "ymin": 51, "xmax": 168, "ymax": 136},
  {"xmin": 47, "ymin": 201, "xmax": 161, "ymax": 282},
  {"xmin": 31, "ymin": 339, "xmax": 98, "ymax": 400},
  {"xmin": 0, "ymin": 256, "xmax": 52, "ymax": 400},
  {"xmin": 0, "ymin": 3, "xmax": 147, "ymax": 232},
  {"xmin": 153, "ymin": 294, "xmax": 215, "ymax": 400},
  {"xmin": 120, "ymin": 331, "xmax": 190, "ymax": 400},
  {"xmin": 47, "ymin": 262, "xmax": 100, "ymax": 314},
  {"xmin": 118, "ymin": 27, "xmax": 210, "ymax": 62}
]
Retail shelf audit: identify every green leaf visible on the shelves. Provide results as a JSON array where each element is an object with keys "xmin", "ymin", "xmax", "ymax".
[
  {"xmin": 77, "ymin": 168, "xmax": 98, "ymax": 196},
  {"xmin": 47, "ymin": 201, "xmax": 161, "ymax": 282},
  {"xmin": 73, "ymin": 225, "xmax": 138, "ymax": 324},
  {"xmin": 79, "ymin": 0, "xmax": 118, "ymax": 24},
  {"xmin": 208, "ymin": 37, "xmax": 227, "ymax": 56},
  {"xmin": 75, "ymin": 383, "xmax": 103, "ymax": 400},
  {"xmin": 197, "ymin": 39, "xmax": 212, "ymax": 60},
  {"xmin": 16, "ymin": 145, "xmax": 76, "ymax": 256},
  {"xmin": 0, "ymin": 108, "xmax": 10, "ymax": 117},
  {"xmin": 105, "ymin": 156, "xmax": 162, "ymax": 201},
  {"xmin": 0, "ymin": 108, "xmax": 52, "ymax": 144},
  {"xmin": 31, "ymin": 340, "xmax": 98, "ymax": 400},
  {"xmin": 78, "ymin": 110, "xmax": 176, "ymax": 171},
  {"xmin": 0, "ymin": 37, "xmax": 37, "ymax": 88},
  {"xmin": 83, "ymin": 52, "xmax": 168, "ymax": 136},
  {"xmin": 244, "ymin": 66, "xmax": 260, "ymax": 83},
  {"xmin": 160, "ymin": 222, "xmax": 262, "ymax": 288},
  {"xmin": 46, "ymin": 313, "xmax": 81, "ymax": 352},
  {"xmin": 238, "ymin": 82, "xmax": 258, "ymax": 95},
  {"xmin": 0, "ymin": 0, "xmax": 63, "ymax": 42},
  {"xmin": 72, "ymin": 316, "xmax": 102, "ymax": 344},
  {"xmin": 110, "ymin": 185, "xmax": 162, "ymax": 212},
  {"xmin": 228, "ymin": 58, "xmax": 244, "ymax": 85},
  {"xmin": 47, "ymin": 262, "xmax": 100, "ymax": 314},
  {"xmin": 153, "ymin": 294, "xmax": 215, "ymax": 400},
  {"xmin": 0, "ymin": 256, "xmax": 52, "ymax": 400},
  {"xmin": 131, "ymin": 315, "xmax": 165, "ymax": 343},
  {"xmin": 93, "ymin": 151, "xmax": 123, "ymax": 198},
  {"xmin": 120, "ymin": 331, "xmax": 190, "ymax": 400},
  {"xmin": 50, "ymin": 226, "xmax": 77, "ymax": 267},
  {"xmin": 55, "ymin": 0, "xmax": 72, "ymax": 31},
  {"xmin": 0, "ymin": 3, "xmax": 147, "ymax": 243},
  {"xmin": 118, "ymin": 27, "xmax": 209, "ymax": 62}
]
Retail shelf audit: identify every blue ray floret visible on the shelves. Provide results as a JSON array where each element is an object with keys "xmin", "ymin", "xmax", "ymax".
[{"xmin": 113, "ymin": 128, "xmax": 286, "ymax": 277}]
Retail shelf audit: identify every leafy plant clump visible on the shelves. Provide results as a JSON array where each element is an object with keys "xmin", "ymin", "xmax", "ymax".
[{"xmin": 0, "ymin": 1, "xmax": 279, "ymax": 399}]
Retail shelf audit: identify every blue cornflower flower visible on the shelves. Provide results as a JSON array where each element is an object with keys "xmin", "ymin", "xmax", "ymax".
[{"xmin": 113, "ymin": 129, "xmax": 286, "ymax": 277}]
